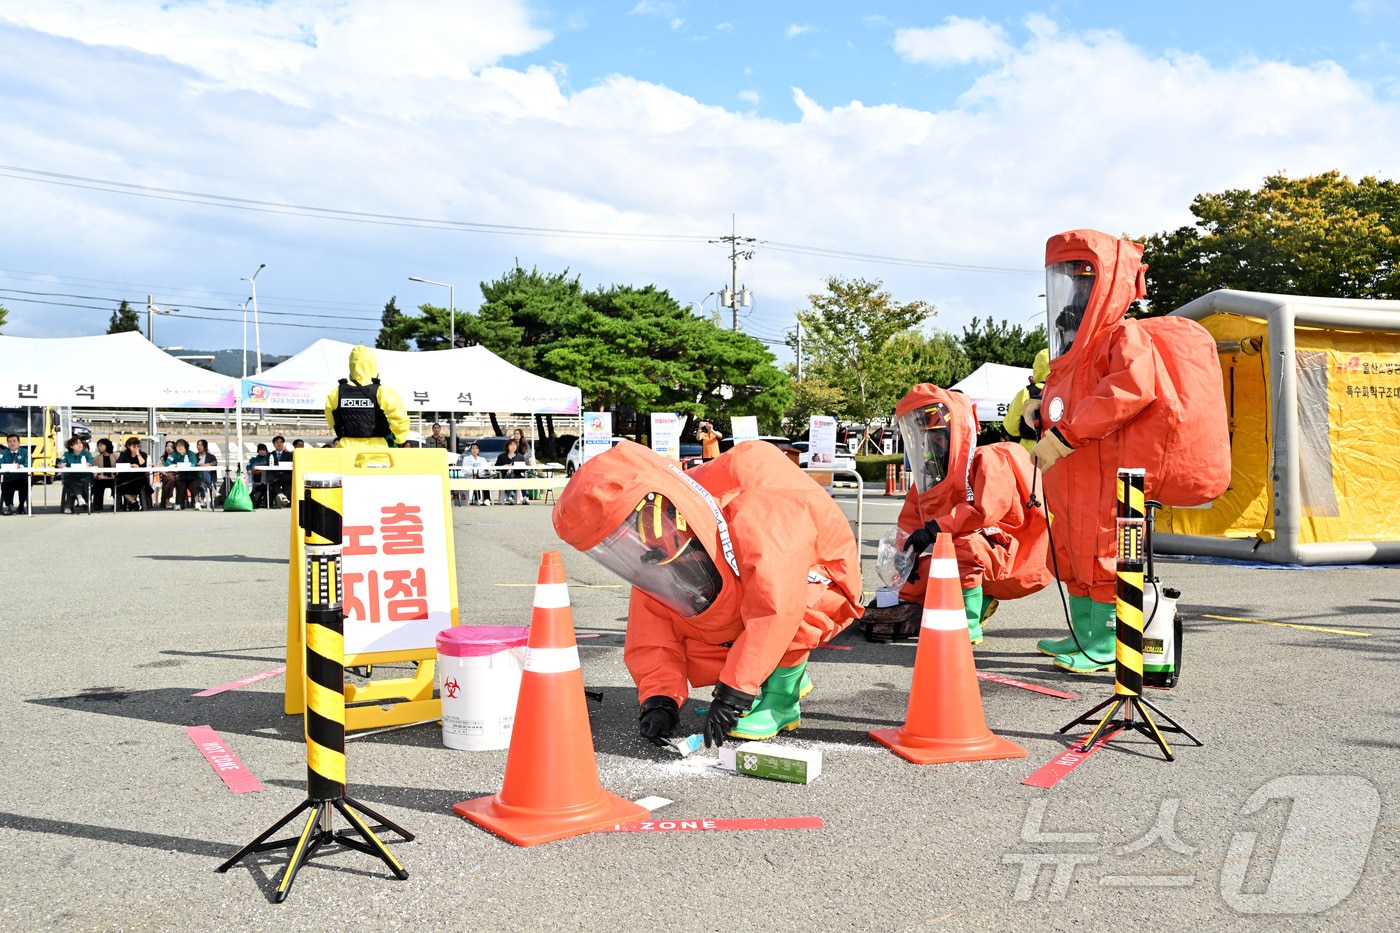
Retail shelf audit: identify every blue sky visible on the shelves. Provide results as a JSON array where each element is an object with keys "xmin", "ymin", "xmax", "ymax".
[{"xmin": 0, "ymin": 0, "xmax": 1397, "ymax": 361}]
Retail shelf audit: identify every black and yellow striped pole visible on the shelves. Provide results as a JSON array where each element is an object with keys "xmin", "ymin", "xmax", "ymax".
[
  {"xmin": 217, "ymin": 473, "xmax": 413, "ymax": 902},
  {"xmin": 1058, "ymin": 468, "xmax": 1201, "ymax": 761}
]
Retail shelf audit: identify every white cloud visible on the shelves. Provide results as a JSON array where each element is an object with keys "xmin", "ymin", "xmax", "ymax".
[
  {"xmin": 0, "ymin": 5, "xmax": 1397, "ymax": 352},
  {"xmin": 786, "ymin": 24, "xmax": 815, "ymax": 39},
  {"xmin": 894, "ymin": 16, "xmax": 1010, "ymax": 66}
]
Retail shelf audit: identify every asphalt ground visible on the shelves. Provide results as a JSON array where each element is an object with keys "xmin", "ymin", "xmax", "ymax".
[{"xmin": 1, "ymin": 489, "xmax": 1398, "ymax": 932}]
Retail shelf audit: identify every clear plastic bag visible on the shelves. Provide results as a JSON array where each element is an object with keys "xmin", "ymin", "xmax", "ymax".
[{"xmin": 875, "ymin": 527, "xmax": 914, "ymax": 590}]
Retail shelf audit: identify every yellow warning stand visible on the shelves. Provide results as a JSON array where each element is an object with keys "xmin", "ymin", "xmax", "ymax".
[{"xmin": 283, "ymin": 447, "xmax": 458, "ymax": 731}]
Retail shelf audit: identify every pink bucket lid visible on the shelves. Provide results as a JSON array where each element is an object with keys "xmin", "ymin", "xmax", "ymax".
[{"xmin": 436, "ymin": 625, "xmax": 530, "ymax": 658}]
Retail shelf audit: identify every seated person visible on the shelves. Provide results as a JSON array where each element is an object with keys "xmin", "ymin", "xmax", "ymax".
[
  {"xmin": 195, "ymin": 439, "xmax": 218, "ymax": 508},
  {"xmin": 59, "ymin": 435, "xmax": 94, "ymax": 514},
  {"xmin": 115, "ymin": 436, "xmax": 152, "ymax": 511},
  {"xmin": 458, "ymin": 442, "xmax": 491, "ymax": 505},
  {"xmin": 170, "ymin": 438, "xmax": 200, "ymax": 510},
  {"xmin": 247, "ymin": 443, "xmax": 271, "ymax": 508},
  {"xmin": 92, "ymin": 438, "xmax": 119, "ymax": 510},
  {"xmin": 267, "ymin": 435, "xmax": 294, "ymax": 507},
  {"xmin": 0, "ymin": 433, "xmax": 31, "ymax": 516},
  {"xmin": 495, "ymin": 438, "xmax": 529, "ymax": 505}
]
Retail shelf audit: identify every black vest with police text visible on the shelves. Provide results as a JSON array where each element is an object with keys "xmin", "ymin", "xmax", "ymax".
[{"xmin": 333, "ymin": 379, "xmax": 390, "ymax": 439}]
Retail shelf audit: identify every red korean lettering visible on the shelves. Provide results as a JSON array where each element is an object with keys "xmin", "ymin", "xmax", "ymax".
[
  {"xmin": 343, "ymin": 525, "xmax": 378, "ymax": 556},
  {"xmin": 343, "ymin": 570, "xmax": 381, "ymax": 623},
  {"xmin": 379, "ymin": 503, "xmax": 425, "ymax": 555},
  {"xmin": 384, "ymin": 567, "xmax": 428, "ymax": 621}
]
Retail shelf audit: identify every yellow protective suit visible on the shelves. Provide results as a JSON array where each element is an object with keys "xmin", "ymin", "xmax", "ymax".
[
  {"xmin": 553, "ymin": 440, "xmax": 862, "ymax": 705},
  {"xmin": 323, "ymin": 345, "xmax": 410, "ymax": 449},
  {"xmin": 1003, "ymin": 348, "xmax": 1051, "ymax": 451}
]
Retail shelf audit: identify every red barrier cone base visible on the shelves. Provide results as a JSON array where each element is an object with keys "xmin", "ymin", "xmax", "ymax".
[
  {"xmin": 453, "ymin": 791, "xmax": 647, "ymax": 847},
  {"xmin": 868, "ymin": 725, "xmax": 1027, "ymax": 765}
]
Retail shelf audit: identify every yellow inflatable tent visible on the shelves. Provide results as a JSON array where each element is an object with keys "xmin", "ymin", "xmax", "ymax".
[{"xmin": 1157, "ymin": 289, "xmax": 1400, "ymax": 564}]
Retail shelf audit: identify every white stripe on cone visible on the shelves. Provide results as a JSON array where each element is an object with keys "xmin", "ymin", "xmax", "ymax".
[
  {"xmin": 533, "ymin": 582, "xmax": 571, "ymax": 609},
  {"xmin": 524, "ymin": 645, "xmax": 581, "ymax": 673},
  {"xmin": 929, "ymin": 557, "xmax": 958, "ymax": 579},
  {"xmin": 922, "ymin": 608, "xmax": 968, "ymax": 631}
]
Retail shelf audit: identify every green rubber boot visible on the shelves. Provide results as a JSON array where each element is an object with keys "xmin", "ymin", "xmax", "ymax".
[
  {"xmin": 1037, "ymin": 595, "xmax": 1093, "ymax": 658},
  {"xmin": 963, "ymin": 586, "xmax": 985, "ymax": 645},
  {"xmin": 1053, "ymin": 600, "xmax": 1117, "ymax": 674},
  {"xmin": 729, "ymin": 662, "xmax": 807, "ymax": 740}
]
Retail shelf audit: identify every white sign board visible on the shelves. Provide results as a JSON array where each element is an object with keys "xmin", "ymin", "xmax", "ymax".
[
  {"xmin": 650, "ymin": 412, "xmax": 682, "ymax": 460},
  {"xmin": 730, "ymin": 415, "xmax": 759, "ymax": 445},
  {"xmin": 808, "ymin": 415, "xmax": 838, "ymax": 466},
  {"xmin": 341, "ymin": 473, "xmax": 452, "ymax": 655},
  {"xmin": 582, "ymin": 411, "xmax": 613, "ymax": 464}
]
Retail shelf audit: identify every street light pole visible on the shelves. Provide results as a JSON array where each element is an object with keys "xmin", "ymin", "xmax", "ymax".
[
  {"xmin": 241, "ymin": 263, "xmax": 266, "ymax": 375},
  {"xmin": 408, "ymin": 276, "xmax": 457, "ymax": 454}
]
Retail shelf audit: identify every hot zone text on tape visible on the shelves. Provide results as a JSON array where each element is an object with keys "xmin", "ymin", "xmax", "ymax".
[
  {"xmin": 1021, "ymin": 729, "xmax": 1123, "ymax": 789},
  {"xmin": 193, "ymin": 665, "xmax": 286, "ymax": 697},
  {"xmin": 183, "ymin": 725, "xmax": 263, "ymax": 794},
  {"xmin": 597, "ymin": 816, "xmax": 825, "ymax": 833}
]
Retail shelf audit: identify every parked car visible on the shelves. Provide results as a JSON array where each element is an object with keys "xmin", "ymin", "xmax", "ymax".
[
  {"xmin": 465, "ymin": 436, "xmax": 512, "ymax": 462},
  {"xmin": 565, "ymin": 436, "xmax": 623, "ymax": 476},
  {"xmin": 678, "ymin": 443, "xmax": 704, "ymax": 470},
  {"xmin": 791, "ymin": 441, "xmax": 857, "ymax": 474}
]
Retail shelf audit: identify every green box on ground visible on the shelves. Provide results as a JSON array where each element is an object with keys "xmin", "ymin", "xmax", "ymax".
[{"xmin": 718, "ymin": 741, "xmax": 822, "ymax": 784}]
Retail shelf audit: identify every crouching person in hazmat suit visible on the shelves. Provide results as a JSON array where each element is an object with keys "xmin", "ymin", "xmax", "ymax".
[
  {"xmin": 324, "ymin": 345, "xmax": 410, "ymax": 450},
  {"xmin": 1028, "ymin": 229, "xmax": 1228, "ymax": 674},
  {"xmin": 552, "ymin": 440, "xmax": 862, "ymax": 748},
  {"xmin": 863, "ymin": 385, "xmax": 1050, "ymax": 644}
]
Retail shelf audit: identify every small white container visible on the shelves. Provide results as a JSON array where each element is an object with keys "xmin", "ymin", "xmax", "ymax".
[
  {"xmin": 875, "ymin": 587, "xmax": 899, "ymax": 608},
  {"xmin": 435, "ymin": 626, "xmax": 528, "ymax": 750}
]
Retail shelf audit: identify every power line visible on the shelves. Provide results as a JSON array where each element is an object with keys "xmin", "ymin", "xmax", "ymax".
[{"xmin": 0, "ymin": 163, "xmax": 714, "ymax": 244}]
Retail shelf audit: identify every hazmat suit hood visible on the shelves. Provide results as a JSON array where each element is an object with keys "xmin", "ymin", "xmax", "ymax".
[
  {"xmin": 347, "ymin": 345, "xmax": 379, "ymax": 385},
  {"xmin": 1044, "ymin": 230, "xmax": 1147, "ymax": 365},
  {"xmin": 894, "ymin": 385, "xmax": 979, "ymax": 528},
  {"xmin": 1031, "ymin": 347, "xmax": 1051, "ymax": 385}
]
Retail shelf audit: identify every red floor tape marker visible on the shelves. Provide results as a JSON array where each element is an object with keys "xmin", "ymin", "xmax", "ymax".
[
  {"xmin": 193, "ymin": 665, "xmax": 286, "ymax": 697},
  {"xmin": 976, "ymin": 671, "xmax": 1079, "ymax": 700},
  {"xmin": 816, "ymin": 644, "xmax": 854, "ymax": 651},
  {"xmin": 597, "ymin": 816, "xmax": 824, "ymax": 833},
  {"xmin": 184, "ymin": 725, "xmax": 263, "ymax": 794},
  {"xmin": 1021, "ymin": 729, "xmax": 1123, "ymax": 789}
]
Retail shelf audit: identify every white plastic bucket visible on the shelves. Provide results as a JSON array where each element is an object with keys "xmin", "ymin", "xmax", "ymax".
[{"xmin": 436, "ymin": 625, "xmax": 529, "ymax": 750}]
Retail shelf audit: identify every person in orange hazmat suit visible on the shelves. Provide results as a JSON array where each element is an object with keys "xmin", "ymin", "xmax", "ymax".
[
  {"xmin": 878, "ymin": 385, "xmax": 1049, "ymax": 645},
  {"xmin": 552, "ymin": 439, "xmax": 862, "ymax": 748},
  {"xmin": 1028, "ymin": 229, "xmax": 1197, "ymax": 673}
]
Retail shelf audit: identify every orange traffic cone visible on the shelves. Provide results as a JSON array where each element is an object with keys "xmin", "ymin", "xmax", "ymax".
[
  {"xmin": 454, "ymin": 551, "xmax": 647, "ymax": 846},
  {"xmin": 869, "ymin": 533, "xmax": 1027, "ymax": 764}
]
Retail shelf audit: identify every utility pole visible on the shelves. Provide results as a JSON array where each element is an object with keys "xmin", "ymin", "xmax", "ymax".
[
  {"xmin": 711, "ymin": 214, "xmax": 754, "ymax": 330},
  {"xmin": 796, "ymin": 320, "xmax": 803, "ymax": 380}
]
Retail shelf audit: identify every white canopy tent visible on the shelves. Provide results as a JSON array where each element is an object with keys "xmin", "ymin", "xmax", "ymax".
[
  {"xmin": 241, "ymin": 340, "xmax": 581, "ymax": 414},
  {"xmin": 0, "ymin": 331, "xmax": 238, "ymax": 408},
  {"xmin": 950, "ymin": 362, "xmax": 1033, "ymax": 423}
]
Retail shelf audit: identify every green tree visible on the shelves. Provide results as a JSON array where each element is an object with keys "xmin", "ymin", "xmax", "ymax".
[
  {"xmin": 0, "ymin": 303, "xmax": 7, "ymax": 333},
  {"xmin": 107, "ymin": 299, "xmax": 140, "ymax": 334},
  {"xmin": 782, "ymin": 376, "xmax": 846, "ymax": 437},
  {"xmin": 1137, "ymin": 172, "xmax": 1400, "ymax": 314},
  {"xmin": 544, "ymin": 284, "xmax": 790, "ymax": 425},
  {"xmin": 375, "ymin": 296, "xmax": 412, "ymax": 351},
  {"xmin": 794, "ymin": 277, "xmax": 935, "ymax": 422},
  {"xmin": 959, "ymin": 316, "xmax": 1046, "ymax": 367},
  {"xmin": 475, "ymin": 267, "xmax": 587, "ymax": 369},
  {"xmin": 877, "ymin": 330, "xmax": 972, "ymax": 400}
]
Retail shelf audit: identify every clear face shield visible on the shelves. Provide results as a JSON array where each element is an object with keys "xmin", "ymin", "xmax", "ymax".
[
  {"xmin": 898, "ymin": 402, "xmax": 952, "ymax": 495},
  {"xmin": 586, "ymin": 493, "xmax": 723, "ymax": 618},
  {"xmin": 1046, "ymin": 260, "xmax": 1097, "ymax": 358}
]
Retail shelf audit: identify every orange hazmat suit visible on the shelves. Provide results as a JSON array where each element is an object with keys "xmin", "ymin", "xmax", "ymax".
[
  {"xmin": 894, "ymin": 384, "xmax": 1051, "ymax": 605},
  {"xmin": 553, "ymin": 439, "xmax": 862, "ymax": 706}
]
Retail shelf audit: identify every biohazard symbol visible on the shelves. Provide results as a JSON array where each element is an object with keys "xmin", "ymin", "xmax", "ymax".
[{"xmin": 443, "ymin": 677, "xmax": 460, "ymax": 699}]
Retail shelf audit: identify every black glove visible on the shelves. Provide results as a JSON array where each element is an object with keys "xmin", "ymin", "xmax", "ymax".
[
  {"xmin": 703, "ymin": 682, "xmax": 756, "ymax": 748},
  {"xmin": 638, "ymin": 696, "xmax": 679, "ymax": 747},
  {"xmin": 903, "ymin": 519, "xmax": 942, "ymax": 559}
]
